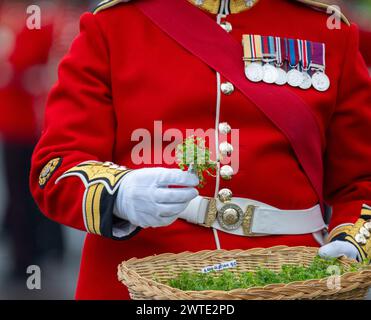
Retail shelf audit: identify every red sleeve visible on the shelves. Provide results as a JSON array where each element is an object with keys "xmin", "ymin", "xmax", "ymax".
[
  {"xmin": 359, "ymin": 29, "xmax": 371, "ymax": 67},
  {"xmin": 30, "ymin": 13, "xmax": 140, "ymax": 240},
  {"xmin": 9, "ymin": 24, "xmax": 53, "ymax": 72},
  {"xmin": 324, "ymin": 24, "xmax": 371, "ymax": 231}
]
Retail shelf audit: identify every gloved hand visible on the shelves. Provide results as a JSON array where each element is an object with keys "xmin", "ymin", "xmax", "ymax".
[
  {"xmin": 114, "ymin": 167, "xmax": 199, "ymax": 228},
  {"xmin": 319, "ymin": 240, "xmax": 361, "ymax": 261},
  {"xmin": 319, "ymin": 216, "xmax": 371, "ymax": 262}
]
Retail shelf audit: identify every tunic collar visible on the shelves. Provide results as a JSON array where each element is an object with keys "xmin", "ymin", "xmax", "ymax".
[{"xmin": 188, "ymin": 0, "xmax": 259, "ymax": 14}]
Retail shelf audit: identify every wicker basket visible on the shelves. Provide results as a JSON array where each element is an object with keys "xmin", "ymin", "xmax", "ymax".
[{"xmin": 118, "ymin": 246, "xmax": 371, "ymax": 300}]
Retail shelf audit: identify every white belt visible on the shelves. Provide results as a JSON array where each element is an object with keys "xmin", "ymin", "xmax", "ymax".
[{"xmin": 179, "ymin": 196, "xmax": 326, "ymax": 237}]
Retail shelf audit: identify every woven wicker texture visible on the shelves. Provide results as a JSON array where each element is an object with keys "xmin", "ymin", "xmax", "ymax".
[{"xmin": 118, "ymin": 246, "xmax": 371, "ymax": 300}]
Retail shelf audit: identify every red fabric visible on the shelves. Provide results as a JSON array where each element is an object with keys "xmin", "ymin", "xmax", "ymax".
[
  {"xmin": 0, "ymin": 25, "xmax": 53, "ymax": 143},
  {"xmin": 136, "ymin": 0, "xmax": 324, "ymax": 207},
  {"xmin": 30, "ymin": 0, "xmax": 371, "ymax": 299},
  {"xmin": 359, "ymin": 29, "xmax": 371, "ymax": 67}
]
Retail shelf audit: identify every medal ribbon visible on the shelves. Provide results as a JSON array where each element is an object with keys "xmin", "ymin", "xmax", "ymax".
[
  {"xmin": 311, "ymin": 42, "xmax": 326, "ymax": 70},
  {"xmin": 297, "ymin": 39, "xmax": 312, "ymax": 71},
  {"xmin": 268, "ymin": 36, "xmax": 276, "ymax": 59},
  {"xmin": 253, "ymin": 34, "xmax": 263, "ymax": 61},
  {"xmin": 262, "ymin": 35, "xmax": 269, "ymax": 58},
  {"xmin": 305, "ymin": 40, "xmax": 312, "ymax": 70},
  {"xmin": 288, "ymin": 38, "xmax": 299, "ymax": 67},
  {"xmin": 261, "ymin": 36, "xmax": 276, "ymax": 59},
  {"xmin": 275, "ymin": 36, "xmax": 285, "ymax": 65},
  {"xmin": 283, "ymin": 38, "xmax": 289, "ymax": 62},
  {"xmin": 242, "ymin": 35, "xmax": 251, "ymax": 61},
  {"xmin": 242, "ymin": 34, "xmax": 263, "ymax": 62}
]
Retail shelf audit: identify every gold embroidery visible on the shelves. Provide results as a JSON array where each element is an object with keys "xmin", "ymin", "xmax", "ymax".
[
  {"xmin": 39, "ymin": 158, "xmax": 62, "ymax": 188},
  {"xmin": 188, "ymin": 0, "xmax": 259, "ymax": 14},
  {"xmin": 85, "ymin": 184, "xmax": 97, "ymax": 234},
  {"xmin": 242, "ymin": 205, "xmax": 256, "ymax": 236},
  {"xmin": 204, "ymin": 198, "xmax": 218, "ymax": 227},
  {"xmin": 58, "ymin": 161, "xmax": 130, "ymax": 194},
  {"xmin": 93, "ymin": 184, "xmax": 104, "ymax": 235},
  {"xmin": 57, "ymin": 161, "xmax": 131, "ymax": 236},
  {"xmin": 329, "ymin": 215, "xmax": 371, "ymax": 261},
  {"xmin": 84, "ymin": 183, "xmax": 105, "ymax": 236},
  {"xmin": 361, "ymin": 205, "xmax": 371, "ymax": 216}
]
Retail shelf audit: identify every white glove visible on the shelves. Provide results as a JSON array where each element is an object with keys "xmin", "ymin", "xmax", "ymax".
[
  {"xmin": 114, "ymin": 167, "xmax": 199, "ymax": 228},
  {"xmin": 319, "ymin": 240, "xmax": 361, "ymax": 261}
]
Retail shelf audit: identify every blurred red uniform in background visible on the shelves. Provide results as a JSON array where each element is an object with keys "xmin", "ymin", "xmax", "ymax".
[{"xmin": 0, "ymin": 1, "xmax": 84, "ymax": 277}]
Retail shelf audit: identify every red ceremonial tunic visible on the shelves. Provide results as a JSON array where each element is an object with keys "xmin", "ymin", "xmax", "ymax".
[
  {"xmin": 30, "ymin": 0, "xmax": 371, "ymax": 299},
  {"xmin": 0, "ymin": 21, "xmax": 53, "ymax": 144}
]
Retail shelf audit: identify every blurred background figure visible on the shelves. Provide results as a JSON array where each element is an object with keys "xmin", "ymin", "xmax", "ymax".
[
  {"xmin": 0, "ymin": 0, "xmax": 87, "ymax": 299},
  {"xmin": 0, "ymin": 0, "xmax": 63, "ymax": 280}
]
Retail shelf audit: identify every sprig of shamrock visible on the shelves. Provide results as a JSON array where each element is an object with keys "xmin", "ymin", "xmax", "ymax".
[{"xmin": 176, "ymin": 136, "xmax": 217, "ymax": 188}]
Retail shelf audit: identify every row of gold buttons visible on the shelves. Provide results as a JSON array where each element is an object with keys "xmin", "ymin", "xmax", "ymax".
[{"xmin": 218, "ymin": 16, "xmax": 234, "ymax": 203}]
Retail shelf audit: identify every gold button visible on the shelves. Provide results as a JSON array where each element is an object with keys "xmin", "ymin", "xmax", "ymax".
[
  {"xmin": 360, "ymin": 226, "xmax": 370, "ymax": 238},
  {"xmin": 219, "ymin": 122, "xmax": 232, "ymax": 135},
  {"xmin": 355, "ymin": 233, "xmax": 367, "ymax": 245},
  {"xmin": 220, "ymin": 165, "xmax": 234, "ymax": 180},
  {"xmin": 219, "ymin": 142, "xmax": 234, "ymax": 156},
  {"xmin": 221, "ymin": 82, "xmax": 235, "ymax": 95},
  {"xmin": 218, "ymin": 188, "xmax": 233, "ymax": 203},
  {"xmin": 364, "ymin": 221, "xmax": 371, "ymax": 231}
]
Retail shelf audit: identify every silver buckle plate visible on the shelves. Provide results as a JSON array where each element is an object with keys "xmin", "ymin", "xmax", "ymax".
[
  {"xmin": 203, "ymin": 199, "xmax": 258, "ymax": 236},
  {"xmin": 217, "ymin": 203, "xmax": 244, "ymax": 231},
  {"xmin": 242, "ymin": 205, "xmax": 257, "ymax": 236}
]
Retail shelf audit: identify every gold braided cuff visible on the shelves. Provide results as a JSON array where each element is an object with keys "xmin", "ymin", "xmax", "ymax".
[
  {"xmin": 328, "ymin": 205, "xmax": 371, "ymax": 261},
  {"xmin": 56, "ymin": 161, "xmax": 134, "ymax": 239}
]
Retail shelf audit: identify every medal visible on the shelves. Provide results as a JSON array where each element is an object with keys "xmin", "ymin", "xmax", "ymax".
[
  {"xmin": 262, "ymin": 36, "xmax": 278, "ymax": 84},
  {"xmin": 287, "ymin": 38, "xmax": 303, "ymax": 87},
  {"xmin": 262, "ymin": 64, "xmax": 278, "ymax": 83},
  {"xmin": 300, "ymin": 72, "xmax": 312, "ymax": 89},
  {"xmin": 312, "ymin": 71, "xmax": 330, "ymax": 92},
  {"xmin": 245, "ymin": 62, "xmax": 264, "ymax": 82},
  {"xmin": 287, "ymin": 69, "xmax": 303, "ymax": 87},
  {"xmin": 274, "ymin": 37, "xmax": 287, "ymax": 85},
  {"xmin": 242, "ymin": 34, "xmax": 263, "ymax": 82},
  {"xmin": 298, "ymin": 40, "xmax": 312, "ymax": 90},
  {"xmin": 242, "ymin": 34, "xmax": 329, "ymax": 91},
  {"xmin": 311, "ymin": 42, "xmax": 330, "ymax": 92},
  {"xmin": 275, "ymin": 67, "xmax": 288, "ymax": 85}
]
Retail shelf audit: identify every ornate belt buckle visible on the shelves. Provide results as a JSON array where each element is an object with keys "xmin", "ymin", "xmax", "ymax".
[
  {"xmin": 242, "ymin": 205, "xmax": 257, "ymax": 236},
  {"xmin": 203, "ymin": 198, "xmax": 257, "ymax": 236},
  {"xmin": 217, "ymin": 203, "xmax": 245, "ymax": 231}
]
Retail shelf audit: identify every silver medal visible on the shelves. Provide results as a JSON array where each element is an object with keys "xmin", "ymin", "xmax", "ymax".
[
  {"xmin": 275, "ymin": 67, "xmax": 287, "ymax": 86},
  {"xmin": 287, "ymin": 69, "xmax": 304, "ymax": 87},
  {"xmin": 262, "ymin": 64, "xmax": 278, "ymax": 84},
  {"xmin": 312, "ymin": 71, "xmax": 330, "ymax": 92},
  {"xmin": 299, "ymin": 72, "xmax": 312, "ymax": 90},
  {"xmin": 245, "ymin": 62, "xmax": 264, "ymax": 82}
]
